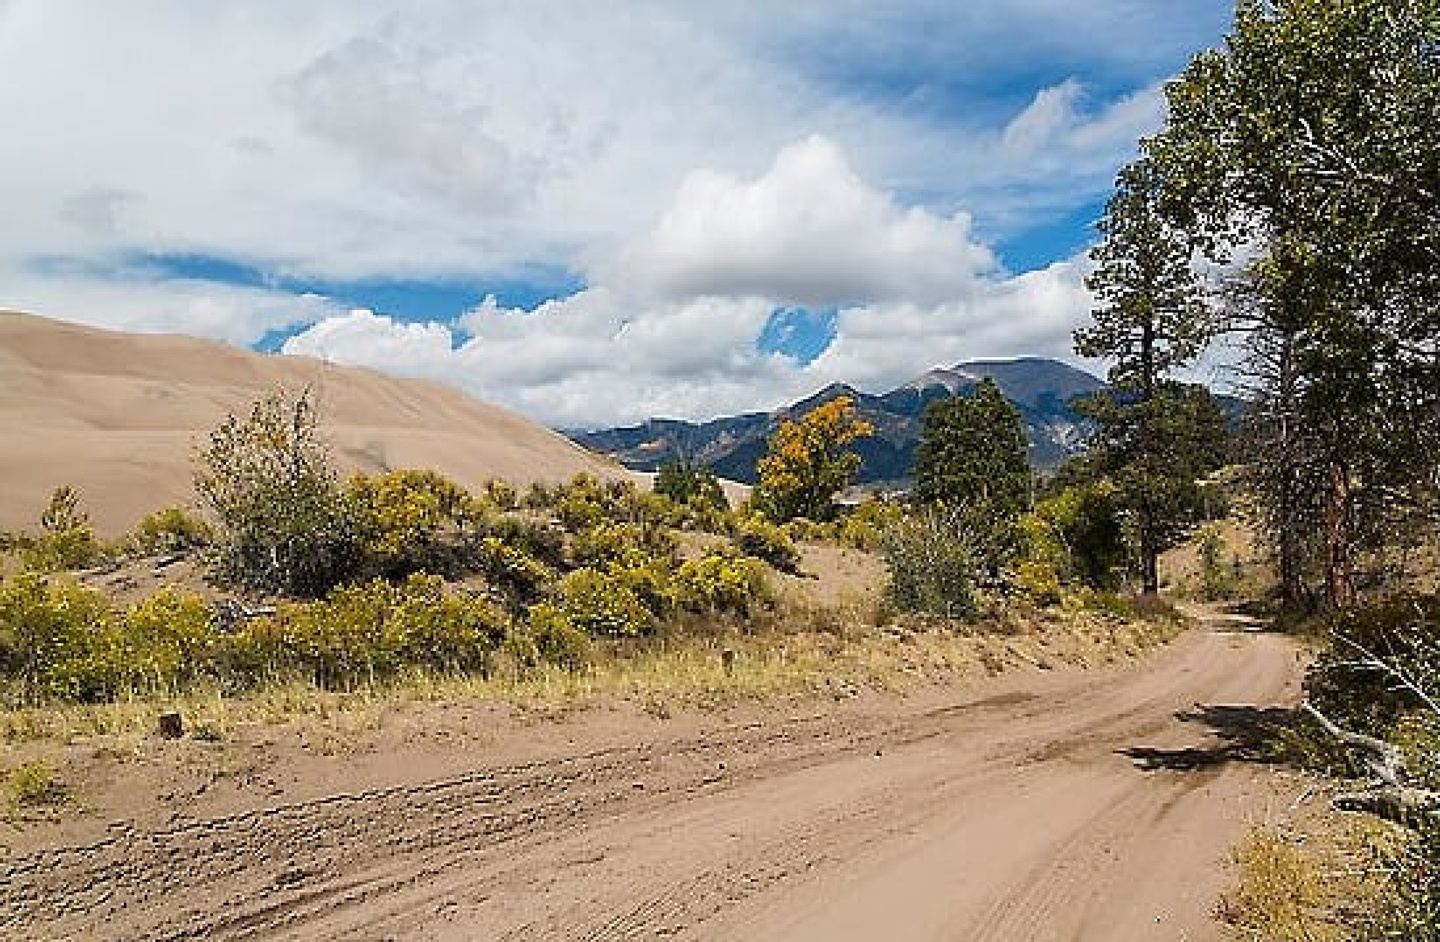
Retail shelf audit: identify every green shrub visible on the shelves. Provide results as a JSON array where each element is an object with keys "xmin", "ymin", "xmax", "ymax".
[
  {"xmin": 1306, "ymin": 595, "xmax": 1440, "ymax": 739},
  {"xmin": 477, "ymin": 537, "xmax": 556, "ymax": 601},
  {"xmin": 654, "ymin": 459, "xmax": 729, "ymax": 513},
  {"xmin": 346, "ymin": 469, "xmax": 479, "ymax": 577},
  {"xmin": 559, "ymin": 568, "xmax": 653, "ymax": 637},
  {"xmin": 128, "ymin": 506, "xmax": 213, "ymax": 556},
  {"xmin": 6, "ymin": 760, "xmax": 66, "ymax": 810},
  {"xmin": 122, "ymin": 587, "xmax": 221, "ymax": 690},
  {"xmin": 1023, "ymin": 482, "xmax": 1126, "ymax": 592},
  {"xmin": 484, "ymin": 479, "xmax": 519, "ymax": 511},
  {"xmin": 484, "ymin": 514, "xmax": 566, "ymax": 567},
  {"xmin": 526, "ymin": 602, "xmax": 590, "ymax": 669},
  {"xmin": 882, "ymin": 507, "xmax": 981, "ymax": 619},
  {"xmin": 261, "ymin": 575, "xmax": 510, "ymax": 688},
  {"xmin": 195, "ymin": 389, "xmax": 359, "ymax": 597},
  {"xmin": 570, "ymin": 521, "xmax": 676, "ymax": 570},
  {"xmin": 840, "ymin": 498, "xmax": 903, "ymax": 552},
  {"xmin": 1197, "ymin": 525, "xmax": 1239, "ymax": 601},
  {"xmin": 784, "ymin": 518, "xmax": 839, "ymax": 543},
  {"xmin": 0, "ymin": 572, "xmax": 116, "ymax": 703},
  {"xmin": 20, "ymin": 487, "xmax": 105, "ymax": 572},
  {"xmin": 675, "ymin": 552, "xmax": 772, "ymax": 616},
  {"xmin": 734, "ymin": 516, "xmax": 801, "ymax": 573},
  {"xmin": 608, "ymin": 557, "xmax": 679, "ymax": 618}
]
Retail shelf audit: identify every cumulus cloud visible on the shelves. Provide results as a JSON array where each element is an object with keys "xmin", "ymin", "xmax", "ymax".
[
  {"xmin": 613, "ymin": 137, "xmax": 995, "ymax": 306},
  {"xmin": 284, "ymin": 137, "xmax": 1100, "ymax": 427},
  {"xmin": 0, "ymin": 2, "xmax": 1217, "ymax": 422}
]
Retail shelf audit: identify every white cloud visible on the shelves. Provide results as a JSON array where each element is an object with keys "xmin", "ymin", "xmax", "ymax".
[
  {"xmin": 284, "ymin": 137, "xmax": 1100, "ymax": 427},
  {"xmin": 613, "ymin": 136, "xmax": 996, "ymax": 306},
  {"xmin": 0, "ymin": 2, "xmax": 1216, "ymax": 422},
  {"xmin": 0, "ymin": 259, "xmax": 342, "ymax": 345}
]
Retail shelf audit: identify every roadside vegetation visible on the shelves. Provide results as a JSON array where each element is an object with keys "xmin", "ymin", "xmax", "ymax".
[
  {"xmin": 1064, "ymin": 1, "xmax": 1440, "ymax": 936},
  {"xmin": 0, "ymin": 377, "xmax": 1194, "ymax": 738}
]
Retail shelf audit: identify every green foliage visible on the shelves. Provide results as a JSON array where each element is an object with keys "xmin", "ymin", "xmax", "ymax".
[
  {"xmin": 128, "ymin": 506, "xmax": 213, "ymax": 556},
  {"xmin": 1197, "ymin": 526, "xmax": 1239, "ymax": 601},
  {"xmin": 0, "ymin": 572, "xmax": 115, "ymax": 703},
  {"xmin": 346, "ymin": 469, "xmax": 480, "ymax": 578},
  {"xmin": 754, "ymin": 395, "xmax": 874, "ymax": 523},
  {"xmin": 476, "ymin": 537, "xmax": 555, "ymax": 602},
  {"xmin": 484, "ymin": 479, "xmax": 519, "ymax": 511},
  {"xmin": 914, "ymin": 378, "xmax": 1032, "ymax": 517},
  {"xmin": 654, "ymin": 459, "xmax": 729, "ymax": 514},
  {"xmin": 484, "ymin": 514, "xmax": 566, "ymax": 568},
  {"xmin": 20, "ymin": 487, "xmax": 105, "ymax": 572},
  {"xmin": 674, "ymin": 552, "xmax": 772, "ymax": 617},
  {"xmin": 733, "ymin": 516, "xmax": 800, "ymax": 573},
  {"xmin": 1143, "ymin": 0, "xmax": 1440, "ymax": 610},
  {"xmin": 607, "ymin": 556, "xmax": 680, "ymax": 618},
  {"xmin": 1023, "ymin": 480, "xmax": 1126, "ymax": 593},
  {"xmin": 839, "ymin": 497, "xmax": 903, "ymax": 552},
  {"xmin": 1306, "ymin": 595, "xmax": 1440, "ymax": 739},
  {"xmin": 261, "ymin": 575, "xmax": 509, "ymax": 687},
  {"xmin": 1366, "ymin": 820, "xmax": 1440, "ymax": 941},
  {"xmin": 195, "ymin": 388, "xmax": 358, "ymax": 597},
  {"xmin": 525, "ymin": 603, "xmax": 589, "ymax": 670},
  {"xmin": 570, "ymin": 521, "xmax": 676, "ymax": 570},
  {"xmin": 122, "ymin": 587, "xmax": 224, "ymax": 691},
  {"xmin": 881, "ymin": 506, "xmax": 980, "ymax": 619},
  {"xmin": 1074, "ymin": 383, "xmax": 1230, "ymax": 592},
  {"xmin": 6, "ymin": 760, "xmax": 65, "ymax": 810},
  {"xmin": 559, "ymin": 568, "xmax": 653, "ymax": 637}
]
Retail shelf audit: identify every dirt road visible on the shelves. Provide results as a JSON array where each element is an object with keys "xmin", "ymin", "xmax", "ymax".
[{"xmin": 1, "ymin": 617, "xmax": 1305, "ymax": 941}]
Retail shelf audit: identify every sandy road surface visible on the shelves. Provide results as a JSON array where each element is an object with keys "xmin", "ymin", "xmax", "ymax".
[{"xmin": 1, "ymin": 617, "xmax": 1304, "ymax": 941}]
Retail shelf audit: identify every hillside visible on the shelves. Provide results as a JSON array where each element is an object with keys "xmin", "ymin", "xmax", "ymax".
[
  {"xmin": 0, "ymin": 311, "xmax": 623, "ymax": 535},
  {"xmin": 573, "ymin": 358, "xmax": 1106, "ymax": 485}
]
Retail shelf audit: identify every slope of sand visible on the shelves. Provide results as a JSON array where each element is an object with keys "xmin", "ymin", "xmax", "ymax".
[{"xmin": 0, "ymin": 311, "xmax": 623, "ymax": 535}]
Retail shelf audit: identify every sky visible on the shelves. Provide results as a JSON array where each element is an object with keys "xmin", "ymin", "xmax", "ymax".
[{"xmin": 0, "ymin": 1, "xmax": 1234, "ymax": 428}]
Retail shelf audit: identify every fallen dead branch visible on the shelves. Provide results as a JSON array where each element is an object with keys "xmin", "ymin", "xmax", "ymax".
[{"xmin": 1302, "ymin": 699, "xmax": 1440, "ymax": 827}]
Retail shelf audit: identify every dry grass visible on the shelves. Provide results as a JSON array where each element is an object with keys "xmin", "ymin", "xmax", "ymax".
[
  {"xmin": 1218, "ymin": 820, "xmax": 1397, "ymax": 942},
  {"xmin": 4, "ymin": 759, "xmax": 68, "ymax": 814},
  {"xmin": 0, "ymin": 598, "xmax": 1183, "ymax": 750}
]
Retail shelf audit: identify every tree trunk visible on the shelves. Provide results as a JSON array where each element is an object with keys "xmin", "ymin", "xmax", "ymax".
[
  {"xmin": 1139, "ymin": 508, "xmax": 1160, "ymax": 595},
  {"xmin": 1324, "ymin": 459, "xmax": 1357, "ymax": 609}
]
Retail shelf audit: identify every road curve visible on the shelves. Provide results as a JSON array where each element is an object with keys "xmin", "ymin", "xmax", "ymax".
[{"xmin": 1, "ymin": 617, "xmax": 1304, "ymax": 941}]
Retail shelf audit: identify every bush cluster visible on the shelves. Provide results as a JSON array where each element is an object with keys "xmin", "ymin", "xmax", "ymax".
[
  {"xmin": 881, "ymin": 506, "xmax": 980, "ymax": 619},
  {"xmin": 17, "ymin": 487, "xmax": 106, "ymax": 573},
  {"xmin": 128, "ymin": 506, "xmax": 213, "ymax": 556},
  {"xmin": 733, "ymin": 516, "xmax": 801, "ymax": 573},
  {"xmin": 0, "ymin": 571, "xmax": 529, "ymax": 704}
]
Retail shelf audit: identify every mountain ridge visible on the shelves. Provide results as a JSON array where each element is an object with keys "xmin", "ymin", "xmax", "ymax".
[{"xmin": 571, "ymin": 358, "xmax": 1106, "ymax": 485}]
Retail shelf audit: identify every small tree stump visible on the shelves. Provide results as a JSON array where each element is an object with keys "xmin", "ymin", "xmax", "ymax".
[
  {"xmin": 157, "ymin": 711, "xmax": 184, "ymax": 740},
  {"xmin": 721, "ymin": 648, "xmax": 737, "ymax": 675}
]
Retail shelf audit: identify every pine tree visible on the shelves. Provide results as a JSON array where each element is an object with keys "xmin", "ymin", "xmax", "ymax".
[
  {"xmin": 913, "ymin": 378, "xmax": 1030, "ymax": 516},
  {"xmin": 1073, "ymin": 159, "xmax": 1219, "ymax": 594}
]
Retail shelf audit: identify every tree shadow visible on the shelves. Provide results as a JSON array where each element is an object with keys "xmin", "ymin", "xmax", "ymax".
[{"xmin": 1120, "ymin": 704, "xmax": 1306, "ymax": 772}]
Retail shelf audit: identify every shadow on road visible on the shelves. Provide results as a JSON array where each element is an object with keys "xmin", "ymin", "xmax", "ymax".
[{"xmin": 1120, "ymin": 704, "xmax": 1305, "ymax": 772}]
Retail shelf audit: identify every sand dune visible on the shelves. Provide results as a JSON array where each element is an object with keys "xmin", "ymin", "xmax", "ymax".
[{"xmin": 0, "ymin": 311, "xmax": 623, "ymax": 535}]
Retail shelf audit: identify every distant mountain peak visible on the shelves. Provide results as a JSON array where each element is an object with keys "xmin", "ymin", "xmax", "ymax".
[{"xmin": 571, "ymin": 356, "xmax": 1104, "ymax": 485}]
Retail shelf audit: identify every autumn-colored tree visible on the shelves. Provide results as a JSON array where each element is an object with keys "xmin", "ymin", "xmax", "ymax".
[{"xmin": 754, "ymin": 395, "xmax": 874, "ymax": 522}]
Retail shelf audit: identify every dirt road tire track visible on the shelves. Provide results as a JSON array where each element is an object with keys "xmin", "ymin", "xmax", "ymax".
[{"xmin": 0, "ymin": 618, "xmax": 1304, "ymax": 941}]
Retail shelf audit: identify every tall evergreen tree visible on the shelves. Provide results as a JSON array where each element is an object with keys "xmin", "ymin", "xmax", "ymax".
[
  {"xmin": 1146, "ymin": 0, "xmax": 1440, "ymax": 608},
  {"xmin": 913, "ymin": 378, "xmax": 1032, "ymax": 576},
  {"xmin": 913, "ymin": 378, "xmax": 1030, "ymax": 515},
  {"xmin": 1073, "ymin": 159, "xmax": 1220, "ymax": 594}
]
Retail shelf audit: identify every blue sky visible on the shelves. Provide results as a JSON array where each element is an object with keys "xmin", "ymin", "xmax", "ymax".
[{"xmin": 0, "ymin": 1, "xmax": 1234, "ymax": 425}]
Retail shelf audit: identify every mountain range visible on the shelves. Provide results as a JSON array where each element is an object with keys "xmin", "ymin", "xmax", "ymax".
[{"xmin": 570, "ymin": 358, "xmax": 1107, "ymax": 486}]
